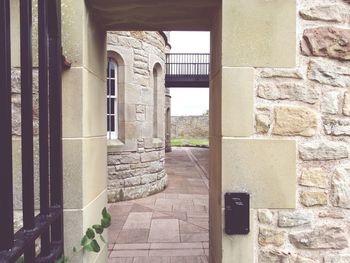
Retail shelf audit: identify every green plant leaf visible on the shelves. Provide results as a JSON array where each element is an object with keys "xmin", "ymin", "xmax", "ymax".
[
  {"xmin": 90, "ymin": 239, "xmax": 101, "ymax": 253},
  {"xmin": 83, "ymin": 241, "xmax": 94, "ymax": 252},
  {"xmin": 99, "ymin": 234, "xmax": 106, "ymax": 243},
  {"xmin": 102, "ymin": 207, "xmax": 108, "ymax": 217},
  {"xmin": 81, "ymin": 235, "xmax": 89, "ymax": 246},
  {"xmin": 93, "ymin": 224, "xmax": 104, "ymax": 234},
  {"xmin": 102, "ymin": 207, "xmax": 111, "ymax": 221},
  {"xmin": 101, "ymin": 217, "xmax": 111, "ymax": 228},
  {"xmin": 54, "ymin": 255, "xmax": 69, "ymax": 263},
  {"xmin": 86, "ymin": 228, "xmax": 95, "ymax": 239}
]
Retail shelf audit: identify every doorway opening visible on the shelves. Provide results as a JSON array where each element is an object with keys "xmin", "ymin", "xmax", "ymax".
[{"xmin": 106, "ymin": 31, "xmax": 211, "ymax": 262}]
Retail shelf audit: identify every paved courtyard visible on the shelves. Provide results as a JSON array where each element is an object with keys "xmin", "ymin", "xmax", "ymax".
[{"xmin": 108, "ymin": 147, "xmax": 209, "ymax": 263}]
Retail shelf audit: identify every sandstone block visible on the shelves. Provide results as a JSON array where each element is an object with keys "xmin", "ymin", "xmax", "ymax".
[
  {"xmin": 141, "ymin": 151, "xmax": 160, "ymax": 162},
  {"xmin": 324, "ymin": 117, "xmax": 350, "ymax": 136},
  {"xmin": 108, "ymin": 166, "xmax": 116, "ymax": 174},
  {"xmin": 148, "ymin": 176, "xmax": 167, "ymax": 195},
  {"xmin": 109, "ymin": 170, "xmax": 132, "ymax": 180},
  {"xmin": 140, "ymin": 174, "xmax": 158, "ymax": 184},
  {"xmin": 308, "ymin": 60, "xmax": 350, "ymax": 87},
  {"xmin": 259, "ymin": 250, "xmax": 316, "ymax": 263},
  {"xmin": 278, "ymin": 211, "xmax": 313, "ymax": 227},
  {"xmin": 302, "ymin": 27, "xmax": 350, "ymax": 61},
  {"xmin": 258, "ymin": 227, "xmax": 285, "ymax": 247},
  {"xmin": 258, "ymin": 83, "xmax": 319, "ymax": 104},
  {"xmin": 108, "ymin": 155, "xmax": 121, "ymax": 165},
  {"xmin": 256, "ymin": 113, "xmax": 271, "ymax": 134},
  {"xmin": 343, "ymin": 92, "xmax": 350, "ymax": 116},
  {"xmin": 300, "ymin": 191, "xmax": 327, "ymax": 207},
  {"xmin": 289, "ymin": 226, "xmax": 348, "ymax": 249},
  {"xmin": 258, "ymin": 210, "xmax": 274, "ymax": 225},
  {"xmin": 300, "ymin": 168, "xmax": 328, "ymax": 188},
  {"xmin": 124, "ymin": 176, "xmax": 141, "ymax": 187},
  {"xmin": 123, "ymin": 185, "xmax": 148, "ymax": 200},
  {"xmin": 272, "ymin": 106, "xmax": 317, "ymax": 136},
  {"xmin": 120, "ymin": 153, "xmax": 140, "ymax": 164},
  {"xmin": 324, "ymin": 255, "xmax": 350, "ymax": 263},
  {"xmin": 259, "ymin": 69, "xmax": 303, "ymax": 79},
  {"xmin": 147, "ymin": 161, "xmax": 163, "ymax": 173},
  {"xmin": 136, "ymin": 104, "xmax": 145, "ymax": 113},
  {"xmin": 319, "ymin": 210, "xmax": 344, "ymax": 219},
  {"xmin": 322, "ymin": 91, "xmax": 339, "ymax": 115},
  {"xmin": 299, "ymin": 141, "xmax": 348, "ymax": 161},
  {"xmin": 115, "ymin": 164, "xmax": 130, "ymax": 172},
  {"xmin": 300, "ymin": 6, "xmax": 343, "ymax": 22},
  {"xmin": 108, "ymin": 179, "xmax": 124, "ymax": 188},
  {"xmin": 332, "ymin": 164, "xmax": 350, "ymax": 209}
]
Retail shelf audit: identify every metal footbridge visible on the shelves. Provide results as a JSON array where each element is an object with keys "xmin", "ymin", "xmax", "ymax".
[{"xmin": 165, "ymin": 53, "xmax": 210, "ymax": 88}]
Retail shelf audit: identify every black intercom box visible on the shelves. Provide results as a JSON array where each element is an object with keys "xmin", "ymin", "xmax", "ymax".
[{"xmin": 224, "ymin": 192, "xmax": 250, "ymax": 235}]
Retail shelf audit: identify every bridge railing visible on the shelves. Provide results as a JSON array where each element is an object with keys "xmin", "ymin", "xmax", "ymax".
[{"xmin": 166, "ymin": 53, "xmax": 210, "ymax": 76}]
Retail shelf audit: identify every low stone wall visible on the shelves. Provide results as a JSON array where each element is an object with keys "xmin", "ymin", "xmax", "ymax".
[
  {"xmin": 108, "ymin": 145, "xmax": 167, "ymax": 202},
  {"xmin": 171, "ymin": 116, "xmax": 209, "ymax": 138}
]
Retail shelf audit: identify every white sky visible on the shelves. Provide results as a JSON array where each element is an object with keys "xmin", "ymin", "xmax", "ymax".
[{"xmin": 169, "ymin": 32, "xmax": 210, "ymax": 116}]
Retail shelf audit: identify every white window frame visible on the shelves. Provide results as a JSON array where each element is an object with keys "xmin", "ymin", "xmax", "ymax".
[{"xmin": 107, "ymin": 58, "xmax": 118, "ymax": 140}]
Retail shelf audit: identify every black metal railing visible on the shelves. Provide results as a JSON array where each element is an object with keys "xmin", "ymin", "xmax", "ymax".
[
  {"xmin": 0, "ymin": 0, "xmax": 64, "ymax": 262},
  {"xmin": 165, "ymin": 53, "xmax": 210, "ymax": 87},
  {"xmin": 166, "ymin": 53, "xmax": 210, "ymax": 76}
]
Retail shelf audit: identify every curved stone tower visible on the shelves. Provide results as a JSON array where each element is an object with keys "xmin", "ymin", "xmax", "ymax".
[{"xmin": 106, "ymin": 31, "xmax": 169, "ymax": 202}]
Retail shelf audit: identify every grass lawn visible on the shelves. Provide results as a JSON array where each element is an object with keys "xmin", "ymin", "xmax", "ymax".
[{"xmin": 171, "ymin": 138, "xmax": 209, "ymax": 147}]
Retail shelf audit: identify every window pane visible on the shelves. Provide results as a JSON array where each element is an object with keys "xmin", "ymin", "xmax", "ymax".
[
  {"xmin": 110, "ymin": 98, "xmax": 115, "ymax": 114},
  {"xmin": 110, "ymin": 116, "xmax": 115, "ymax": 132},
  {"xmin": 110, "ymin": 80, "xmax": 115, "ymax": 95},
  {"xmin": 107, "ymin": 115, "xmax": 111, "ymax": 131},
  {"xmin": 107, "ymin": 80, "xmax": 110, "ymax": 94},
  {"xmin": 107, "ymin": 98, "xmax": 115, "ymax": 115},
  {"xmin": 107, "ymin": 98, "xmax": 110, "ymax": 113}
]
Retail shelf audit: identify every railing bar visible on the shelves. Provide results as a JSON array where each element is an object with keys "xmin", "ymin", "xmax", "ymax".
[
  {"xmin": 0, "ymin": 208, "xmax": 62, "ymax": 262},
  {"xmin": 0, "ymin": 0, "xmax": 14, "ymax": 251},
  {"xmin": 48, "ymin": 0, "xmax": 64, "ymax": 244},
  {"xmin": 38, "ymin": 0, "xmax": 51, "ymax": 255},
  {"xmin": 39, "ymin": 0, "xmax": 50, "ymax": 216},
  {"xmin": 20, "ymin": 0, "xmax": 36, "ymax": 259},
  {"xmin": 20, "ymin": 0, "xmax": 35, "ymax": 232}
]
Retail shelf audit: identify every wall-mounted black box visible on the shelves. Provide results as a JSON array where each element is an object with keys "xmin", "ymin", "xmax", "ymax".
[{"xmin": 224, "ymin": 192, "xmax": 250, "ymax": 235}]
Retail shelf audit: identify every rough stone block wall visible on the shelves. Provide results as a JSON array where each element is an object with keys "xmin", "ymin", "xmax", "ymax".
[
  {"xmin": 255, "ymin": 0, "xmax": 350, "ymax": 261},
  {"xmin": 171, "ymin": 116, "xmax": 209, "ymax": 139},
  {"xmin": 11, "ymin": 69, "xmax": 41, "ymax": 230},
  {"xmin": 107, "ymin": 31, "xmax": 168, "ymax": 202}
]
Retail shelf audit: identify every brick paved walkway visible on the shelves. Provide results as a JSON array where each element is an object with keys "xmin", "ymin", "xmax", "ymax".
[{"xmin": 108, "ymin": 147, "xmax": 209, "ymax": 263}]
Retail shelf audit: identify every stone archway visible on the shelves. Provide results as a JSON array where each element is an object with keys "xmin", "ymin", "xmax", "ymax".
[{"xmin": 61, "ymin": 1, "xmax": 297, "ymax": 262}]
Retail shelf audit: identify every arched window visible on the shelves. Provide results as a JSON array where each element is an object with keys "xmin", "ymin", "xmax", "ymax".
[
  {"xmin": 153, "ymin": 67, "xmax": 158, "ymax": 138},
  {"xmin": 153, "ymin": 63, "xmax": 162, "ymax": 138},
  {"xmin": 107, "ymin": 58, "xmax": 118, "ymax": 139}
]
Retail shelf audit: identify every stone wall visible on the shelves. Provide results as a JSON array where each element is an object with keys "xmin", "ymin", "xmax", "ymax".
[
  {"xmin": 171, "ymin": 116, "xmax": 209, "ymax": 138},
  {"xmin": 255, "ymin": 1, "xmax": 350, "ymax": 261},
  {"xmin": 107, "ymin": 31, "xmax": 168, "ymax": 202},
  {"xmin": 11, "ymin": 69, "xmax": 41, "ymax": 212}
]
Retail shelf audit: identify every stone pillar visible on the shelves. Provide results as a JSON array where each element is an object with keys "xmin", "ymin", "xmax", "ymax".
[
  {"xmin": 165, "ymin": 88, "xmax": 172, "ymax": 152},
  {"xmin": 61, "ymin": 1, "xmax": 107, "ymax": 262},
  {"xmin": 210, "ymin": 1, "xmax": 297, "ymax": 262}
]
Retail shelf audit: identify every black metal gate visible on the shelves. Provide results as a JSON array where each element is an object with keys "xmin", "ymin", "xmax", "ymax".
[{"xmin": 0, "ymin": 0, "xmax": 64, "ymax": 262}]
